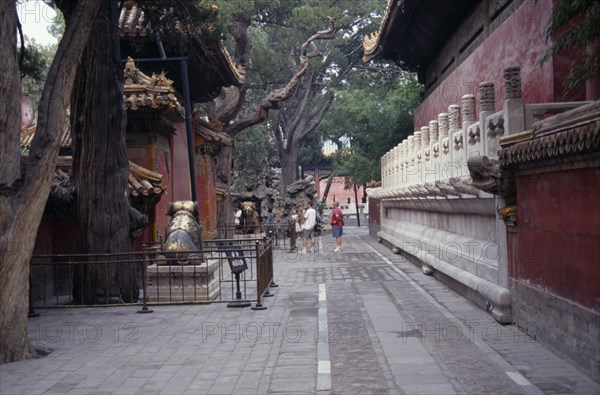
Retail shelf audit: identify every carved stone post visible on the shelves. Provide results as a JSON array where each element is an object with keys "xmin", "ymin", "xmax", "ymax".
[
  {"xmin": 503, "ymin": 66, "xmax": 525, "ymax": 134},
  {"xmin": 393, "ymin": 145, "xmax": 400, "ymax": 190},
  {"xmin": 438, "ymin": 113, "xmax": 449, "ymax": 140},
  {"xmin": 421, "ymin": 126, "xmax": 430, "ymax": 148},
  {"xmin": 429, "ymin": 120, "xmax": 439, "ymax": 143},
  {"xmin": 400, "ymin": 139, "xmax": 408, "ymax": 186},
  {"xmin": 446, "ymin": 105, "xmax": 461, "ymax": 178},
  {"xmin": 448, "ymin": 105, "xmax": 461, "ymax": 131},
  {"xmin": 461, "ymin": 94, "xmax": 476, "ymax": 129},
  {"xmin": 421, "ymin": 126, "xmax": 431, "ymax": 182},
  {"xmin": 480, "ymin": 81, "xmax": 496, "ymax": 112},
  {"xmin": 434, "ymin": 113, "xmax": 448, "ymax": 181},
  {"xmin": 381, "ymin": 154, "xmax": 387, "ymax": 190},
  {"xmin": 407, "ymin": 135, "xmax": 416, "ymax": 185},
  {"xmin": 479, "ymin": 82, "xmax": 497, "ymax": 158}
]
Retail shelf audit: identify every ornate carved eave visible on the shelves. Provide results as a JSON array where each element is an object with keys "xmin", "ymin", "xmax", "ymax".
[
  {"xmin": 362, "ymin": 0, "xmax": 477, "ymax": 69},
  {"xmin": 123, "ymin": 57, "xmax": 185, "ymax": 117},
  {"xmin": 194, "ymin": 117, "xmax": 233, "ymax": 147},
  {"xmin": 498, "ymin": 101, "xmax": 600, "ymax": 167},
  {"xmin": 362, "ymin": 0, "xmax": 400, "ymax": 62},
  {"xmin": 119, "ymin": 0, "xmax": 244, "ymax": 97}
]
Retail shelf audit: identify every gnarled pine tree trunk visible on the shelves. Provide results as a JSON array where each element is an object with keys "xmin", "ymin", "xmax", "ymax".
[
  {"xmin": 70, "ymin": 0, "xmax": 133, "ymax": 304},
  {"xmin": 0, "ymin": 0, "xmax": 102, "ymax": 364},
  {"xmin": 280, "ymin": 145, "xmax": 300, "ymax": 196}
]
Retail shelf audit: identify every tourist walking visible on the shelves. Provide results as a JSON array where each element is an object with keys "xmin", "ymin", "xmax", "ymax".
[
  {"xmin": 301, "ymin": 201, "xmax": 316, "ymax": 254},
  {"xmin": 265, "ymin": 207, "xmax": 275, "ymax": 238},
  {"xmin": 330, "ymin": 201, "xmax": 344, "ymax": 252}
]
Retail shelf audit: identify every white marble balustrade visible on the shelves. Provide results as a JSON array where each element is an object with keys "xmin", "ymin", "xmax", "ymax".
[{"xmin": 369, "ymin": 67, "xmax": 530, "ymax": 200}]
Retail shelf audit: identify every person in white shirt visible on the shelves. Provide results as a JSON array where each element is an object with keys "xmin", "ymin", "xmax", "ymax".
[
  {"xmin": 301, "ymin": 201, "xmax": 316, "ymax": 254},
  {"xmin": 234, "ymin": 205, "xmax": 242, "ymax": 233}
]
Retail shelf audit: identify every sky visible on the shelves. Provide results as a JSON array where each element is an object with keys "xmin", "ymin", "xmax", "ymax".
[{"xmin": 17, "ymin": 0, "xmax": 58, "ymax": 46}]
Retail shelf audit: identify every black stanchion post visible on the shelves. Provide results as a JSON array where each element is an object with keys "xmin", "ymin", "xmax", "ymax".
[
  {"xmin": 228, "ymin": 272, "xmax": 251, "ymax": 308},
  {"xmin": 262, "ymin": 236, "xmax": 274, "ymax": 297},
  {"xmin": 252, "ymin": 240, "xmax": 267, "ymax": 310},
  {"xmin": 137, "ymin": 251, "xmax": 153, "ymax": 314},
  {"xmin": 269, "ymin": 236, "xmax": 278, "ymax": 288}
]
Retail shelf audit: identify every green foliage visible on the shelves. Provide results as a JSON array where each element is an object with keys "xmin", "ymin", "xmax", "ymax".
[
  {"xmin": 211, "ymin": 0, "xmax": 389, "ymax": 187},
  {"xmin": 298, "ymin": 130, "xmax": 325, "ymax": 168},
  {"xmin": 320, "ymin": 72, "xmax": 422, "ymax": 183},
  {"xmin": 137, "ymin": 0, "xmax": 225, "ymax": 52},
  {"xmin": 332, "ymin": 151, "xmax": 378, "ymax": 187},
  {"xmin": 47, "ymin": 11, "xmax": 64, "ymax": 39},
  {"xmin": 539, "ymin": 0, "xmax": 600, "ymax": 93},
  {"xmin": 20, "ymin": 41, "xmax": 56, "ymax": 105},
  {"xmin": 232, "ymin": 126, "xmax": 273, "ymax": 190}
]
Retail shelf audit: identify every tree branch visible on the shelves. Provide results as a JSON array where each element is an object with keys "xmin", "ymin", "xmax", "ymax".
[
  {"xmin": 298, "ymin": 92, "xmax": 334, "ymax": 141},
  {"xmin": 224, "ymin": 21, "xmax": 336, "ymax": 137}
]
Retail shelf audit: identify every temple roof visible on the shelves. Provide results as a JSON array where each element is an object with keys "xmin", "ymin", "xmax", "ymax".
[
  {"xmin": 128, "ymin": 161, "xmax": 166, "ymax": 198},
  {"xmin": 53, "ymin": 157, "xmax": 166, "ymax": 200},
  {"xmin": 21, "ymin": 133, "xmax": 166, "ymax": 200},
  {"xmin": 119, "ymin": 0, "xmax": 245, "ymax": 103},
  {"xmin": 194, "ymin": 117, "xmax": 233, "ymax": 147},
  {"xmin": 362, "ymin": 0, "xmax": 477, "ymax": 71},
  {"xmin": 123, "ymin": 57, "xmax": 184, "ymax": 115},
  {"xmin": 21, "ymin": 124, "xmax": 71, "ymax": 149}
]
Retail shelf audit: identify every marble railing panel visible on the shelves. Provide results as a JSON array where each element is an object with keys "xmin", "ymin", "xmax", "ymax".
[
  {"xmin": 467, "ymin": 121, "xmax": 483, "ymax": 158},
  {"xmin": 524, "ymin": 101, "xmax": 591, "ymax": 130},
  {"xmin": 485, "ymin": 111, "xmax": 505, "ymax": 159}
]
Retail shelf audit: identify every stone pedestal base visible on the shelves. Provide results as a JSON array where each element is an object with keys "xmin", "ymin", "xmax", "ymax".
[{"xmin": 146, "ymin": 259, "xmax": 220, "ymax": 302}]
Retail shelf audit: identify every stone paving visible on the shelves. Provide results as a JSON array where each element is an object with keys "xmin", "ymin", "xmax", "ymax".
[{"xmin": 1, "ymin": 227, "xmax": 598, "ymax": 394}]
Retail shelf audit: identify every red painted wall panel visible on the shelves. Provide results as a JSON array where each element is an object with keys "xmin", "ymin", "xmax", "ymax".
[
  {"xmin": 414, "ymin": 1, "xmax": 555, "ymax": 129},
  {"xmin": 154, "ymin": 145, "xmax": 171, "ymax": 242},
  {"xmin": 318, "ymin": 176, "xmax": 365, "ymax": 206},
  {"xmin": 195, "ymin": 151, "xmax": 217, "ymax": 235},
  {"xmin": 515, "ymin": 166, "xmax": 600, "ymax": 311}
]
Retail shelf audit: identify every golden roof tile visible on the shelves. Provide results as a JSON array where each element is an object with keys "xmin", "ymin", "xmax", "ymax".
[
  {"xmin": 128, "ymin": 160, "xmax": 166, "ymax": 198},
  {"xmin": 362, "ymin": 0, "xmax": 397, "ymax": 62},
  {"xmin": 123, "ymin": 57, "xmax": 184, "ymax": 115},
  {"xmin": 118, "ymin": 1, "xmax": 244, "ymax": 86},
  {"xmin": 20, "ymin": 124, "xmax": 71, "ymax": 149},
  {"xmin": 119, "ymin": 0, "xmax": 148, "ymax": 38}
]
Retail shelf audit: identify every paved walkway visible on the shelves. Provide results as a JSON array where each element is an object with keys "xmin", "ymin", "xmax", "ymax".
[{"xmin": 1, "ymin": 227, "xmax": 598, "ymax": 394}]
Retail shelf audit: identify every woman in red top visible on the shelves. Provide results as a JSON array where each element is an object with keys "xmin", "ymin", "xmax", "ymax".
[{"xmin": 330, "ymin": 201, "xmax": 344, "ymax": 252}]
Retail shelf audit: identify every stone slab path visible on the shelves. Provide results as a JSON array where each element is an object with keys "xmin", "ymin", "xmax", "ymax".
[{"xmin": 1, "ymin": 227, "xmax": 598, "ymax": 394}]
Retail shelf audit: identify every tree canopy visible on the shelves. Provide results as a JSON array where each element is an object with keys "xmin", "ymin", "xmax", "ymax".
[
  {"xmin": 208, "ymin": 0, "xmax": 391, "ymax": 191},
  {"xmin": 320, "ymin": 69, "xmax": 422, "ymax": 185}
]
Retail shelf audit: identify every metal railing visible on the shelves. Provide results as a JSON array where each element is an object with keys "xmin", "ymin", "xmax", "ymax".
[
  {"xmin": 217, "ymin": 222, "xmax": 296, "ymax": 250},
  {"xmin": 29, "ymin": 236, "xmax": 277, "ymax": 311}
]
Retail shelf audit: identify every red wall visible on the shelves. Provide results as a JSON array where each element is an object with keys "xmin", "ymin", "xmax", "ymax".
[
  {"xmin": 414, "ymin": 1, "xmax": 563, "ymax": 129},
  {"xmin": 318, "ymin": 176, "xmax": 365, "ymax": 206},
  {"xmin": 514, "ymin": 165, "xmax": 600, "ymax": 312},
  {"xmin": 195, "ymin": 143, "xmax": 218, "ymax": 236},
  {"xmin": 33, "ymin": 218, "xmax": 77, "ymax": 255}
]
